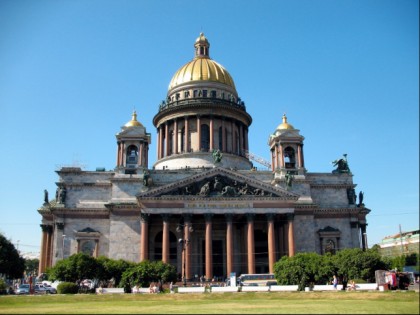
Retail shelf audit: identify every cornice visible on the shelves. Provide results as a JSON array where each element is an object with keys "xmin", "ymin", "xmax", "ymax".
[
  {"xmin": 62, "ymin": 182, "xmax": 112, "ymax": 188},
  {"xmin": 310, "ymin": 184, "xmax": 355, "ymax": 189}
]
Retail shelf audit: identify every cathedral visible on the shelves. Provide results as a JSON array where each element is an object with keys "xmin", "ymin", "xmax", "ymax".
[{"xmin": 38, "ymin": 33, "xmax": 370, "ymax": 281}]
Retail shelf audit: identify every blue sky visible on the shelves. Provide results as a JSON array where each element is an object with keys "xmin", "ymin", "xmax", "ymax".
[{"xmin": 0, "ymin": 0, "xmax": 418, "ymax": 255}]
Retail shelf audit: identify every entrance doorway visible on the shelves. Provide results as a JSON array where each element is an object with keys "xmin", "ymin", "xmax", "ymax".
[{"xmin": 202, "ymin": 240, "xmax": 224, "ymax": 280}]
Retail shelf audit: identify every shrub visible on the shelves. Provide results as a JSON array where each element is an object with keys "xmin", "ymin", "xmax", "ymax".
[
  {"xmin": 0, "ymin": 279, "xmax": 7, "ymax": 295},
  {"xmin": 57, "ymin": 282, "xmax": 79, "ymax": 294}
]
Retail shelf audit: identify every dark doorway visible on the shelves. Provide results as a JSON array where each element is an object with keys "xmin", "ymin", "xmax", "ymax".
[
  {"xmin": 255, "ymin": 230, "xmax": 269, "ymax": 273},
  {"xmin": 202, "ymin": 240, "xmax": 224, "ymax": 280}
]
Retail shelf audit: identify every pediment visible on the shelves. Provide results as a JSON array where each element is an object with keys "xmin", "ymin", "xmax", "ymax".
[
  {"xmin": 318, "ymin": 226, "xmax": 339, "ymax": 233},
  {"xmin": 137, "ymin": 167, "xmax": 299, "ymax": 200},
  {"xmin": 78, "ymin": 227, "xmax": 98, "ymax": 233}
]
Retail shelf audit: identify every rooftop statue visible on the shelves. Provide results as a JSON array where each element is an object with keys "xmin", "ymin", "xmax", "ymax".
[
  {"xmin": 332, "ymin": 153, "xmax": 350, "ymax": 173},
  {"xmin": 212, "ymin": 149, "xmax": 223, "ymax": 164},
  {"xmin": 43, "ymin": 189, "xmax": 49, "ymax": 205},
  {"xmin": 358, "ymin": 191, "xmax": 364, "ymax": 207},
  {"xmin": 285, "ymin": 171, "xmax": 294, "ymax": 190}
]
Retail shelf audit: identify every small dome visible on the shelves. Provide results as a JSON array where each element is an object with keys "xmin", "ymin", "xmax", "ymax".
[
  {"xmin": 276, "ymin": 114, "xmax": 294, "ymax": 130},
  {"xmin": 124, "ymin": 111, "xmax": 143, "ymax": 127},
  {"xmin": 195, "ymin": 32, "xmax": 209, "ymax": 45},
  {"xmin": 168, "ymin": 33, "xmax": 236, "ymax": 91}
]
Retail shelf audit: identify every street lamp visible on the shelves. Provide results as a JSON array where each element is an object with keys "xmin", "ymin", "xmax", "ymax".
[{"xmin": 177, "ymin": 223, "xmax": 193, "ymax": 287}]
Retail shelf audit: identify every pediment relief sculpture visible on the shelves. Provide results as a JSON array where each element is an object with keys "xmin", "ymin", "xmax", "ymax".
[{"xmin": 164, "ymin": 175, "xmax": 275, "ymax": 197}]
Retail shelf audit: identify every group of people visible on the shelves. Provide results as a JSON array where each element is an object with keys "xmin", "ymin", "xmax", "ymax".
[
  {"xmin": 148, "ymin": 283, "xmax": 159, "ymax": 293},
  {"xmin": 332, "ymin": 275, "xmax": 356, "ymax": 291}
]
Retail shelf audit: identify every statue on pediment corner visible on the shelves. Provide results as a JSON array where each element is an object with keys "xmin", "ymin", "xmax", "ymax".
[
  {"xmin": 212, "ymin": 149, "xmax": 223, "ymax": 164},
  {"xmin": 332, "ymin": 153, "xmax": 350, "ymax": 174}
]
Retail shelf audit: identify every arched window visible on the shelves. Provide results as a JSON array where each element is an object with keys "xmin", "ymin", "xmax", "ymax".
[
  {"xmin": 201, "ymin": 124, "xmax": 210, "ymax": 151},
  {"xmin": 284, "ymin": 147, "xmax": 296, "ymax": 169},
  {"xmin": 126, "ymin": 145, "xmax": 138, "ymax": 164}
]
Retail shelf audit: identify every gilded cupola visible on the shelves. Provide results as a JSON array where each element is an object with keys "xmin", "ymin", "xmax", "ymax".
[
  {"xmin": 276, "ymin": 114, "xmax": 295, "ymax": 130},
  {"xmin": 124, "ymin": 111, "xmax": 143, "ymax": 128},
  {"xmin": 168, "ymin": 32, "xmax": 236, "ymax": 92}
]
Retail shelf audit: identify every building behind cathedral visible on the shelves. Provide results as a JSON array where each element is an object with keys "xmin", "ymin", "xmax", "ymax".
[{"xmin": 38, "ymin": 33, "xmax": 370, "ymax": 280}]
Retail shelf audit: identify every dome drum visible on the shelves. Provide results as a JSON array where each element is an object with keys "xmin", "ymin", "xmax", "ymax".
[
  {"xmin": 154, "ymin": 98, "xmax": 251, "ymax": 127},
  {"xmin": 167, "ymin": 81, "xmax": 238, "ymax": 106}
]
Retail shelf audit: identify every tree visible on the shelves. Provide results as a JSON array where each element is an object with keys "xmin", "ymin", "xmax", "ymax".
[
  {"xmin": 274, "ymin": 247, "xmax": 391, "ymax": 288},
  {"xmin": 0, "ymin": 233, "xmax": 25, "ymax": 279},
  {"xmin": 48, "ymin": 253, "xmax": 102, "ymax": 283},
  {"xmin": 273, "ymin": 252, "xmax": 332, "ymax": 290},
  {"xmin": 120, "ymin": 260, "xmax": 177, "ymax": 289},
  {"xmin": 96, "ymin": 256, "xmax": 134, "ymax": 286},
  {"xmin": 25, "ymin": 259, "xmax": 39, "ymax": 277},
  {"xmin": 332, "ymin": 248, "xmax": 390, "ymax": 282}
]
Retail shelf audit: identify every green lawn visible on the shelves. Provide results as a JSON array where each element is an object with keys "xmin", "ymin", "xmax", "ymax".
[{"xmin": 0, "ymin": 291, "xmax": 418, "ymax": 314}]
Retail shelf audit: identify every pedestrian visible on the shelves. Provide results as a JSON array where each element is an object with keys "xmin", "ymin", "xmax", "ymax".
[
  {"xmin": 169, "ymin": 282, "xmax": 173, "ymax": 293},
  {"xmin": 332, "ymin": 275, "xmax": 338, "ymax": 290},
  {"xmin": 341, "ymin": 276, "xmax": 348, "ymax": 291}
]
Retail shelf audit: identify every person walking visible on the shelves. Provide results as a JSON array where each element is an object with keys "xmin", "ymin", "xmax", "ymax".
[{"xmin": 332, "ymin": 275, "xmax": 338, "ymax": 290}]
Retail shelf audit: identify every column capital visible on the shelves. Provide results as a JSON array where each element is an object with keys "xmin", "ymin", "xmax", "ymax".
[
  {"xmin": 350, "ymin": 222, "xmax": 359, "ymax": 228},
  {"xmin": 161, "ymin": 213, "xmax": 171, "ymax": 221},
  {"xmin": 204, "ymin": 213, "xmax": 213, "ymax": 222},
  {"xmin": 55, "ymin": 222, "xmax": 64, "ymax": 230},
  {"xmin": 246, "ymin": 213, "xmax": 255, "ymax": 222},
  {"xmin": 225, "ymin": 213, "xmax": 234, "ymax": 222},
  {"xmin": 183, "ymin": 213, "xmax": 193, "ymax": 223},
  {"xmin": 266, "ymin": 213, "xmax": 276, "ymax": 221},
  {"xmin": 140, "ymin": 213, "xmax": 150, "ymax": 223},
  {"xmin": 40, "ymin": 224, "xmax": 53, "ymax": 233}
]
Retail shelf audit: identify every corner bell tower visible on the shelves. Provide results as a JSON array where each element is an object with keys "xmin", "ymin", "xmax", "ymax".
[
  {"xmin": 115, "ymin": 111, "xmax": 151, "ymax": 174},
  {"xmin": 268, "ymin": 114, "xmax": 306, "ymax": 177}
]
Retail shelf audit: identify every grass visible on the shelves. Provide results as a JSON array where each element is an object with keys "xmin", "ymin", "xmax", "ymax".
[{"xmin": 0, "ymin": 291, "xmax": 419, "ymax": 314}]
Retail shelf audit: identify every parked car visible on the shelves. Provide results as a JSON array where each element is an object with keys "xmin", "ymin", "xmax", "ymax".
[
  {"xmin": 34, "ymin": 284, "xmax": 48, "ymax": 294},
  {"xmin": 16, "ymin": 284, "xmax": 30, "ymax": 295},
  {"xmin": 42, "ymin": 284, "xmax": 57, "ymax": 294}
]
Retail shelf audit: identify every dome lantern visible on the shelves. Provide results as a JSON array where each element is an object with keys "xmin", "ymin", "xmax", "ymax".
[
  {"xmin": 168, "ymin": 33, "xmax": 236, "ymax": 91},
  {"xmin": 194, "ymin": 32, "xmax": 210, "ymax": 58}
]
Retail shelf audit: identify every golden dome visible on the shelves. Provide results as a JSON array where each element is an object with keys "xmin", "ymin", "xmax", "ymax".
[
  {"xmin": 168, "ymin": 33, "xmax": 236, "ymax": 90},
  {"xmin": 276, "ymin": 114, "xmax": 295, "ymax": 130},
  {"xmin": 124, "ymin": 111, "xmax": 143, "ymax": 127}
]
